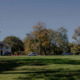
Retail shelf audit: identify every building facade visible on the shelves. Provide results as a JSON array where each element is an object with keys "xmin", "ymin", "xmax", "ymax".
[{"xmin": 0, "ymin": 42, "xmax": 11, "ymax": 56}]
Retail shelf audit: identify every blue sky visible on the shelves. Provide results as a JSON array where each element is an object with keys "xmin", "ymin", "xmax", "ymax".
[{"xmin": 0, "ymin": 0, "xmax": 80, "ymax": 42}]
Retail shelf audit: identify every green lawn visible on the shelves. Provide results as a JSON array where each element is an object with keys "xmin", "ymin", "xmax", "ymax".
[{"xmin": 0, "ymin": 56, "xmax": 80, "ymax": 80}]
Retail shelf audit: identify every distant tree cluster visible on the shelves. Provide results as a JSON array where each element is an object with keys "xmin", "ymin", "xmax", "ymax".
[
  {"xmin": 24, "ymin": 22, "xmax": 69, "ymax": 55},
  {"xmin": 2, "ymin": 22, "xmax": 80, "ymax": 55}
]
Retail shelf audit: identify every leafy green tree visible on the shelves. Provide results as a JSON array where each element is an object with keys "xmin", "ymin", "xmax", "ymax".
[
  {"xmin": 24, "ymin": 33, "xmax": 36, "ymax": 54},
  {"xmin": 48, "ymin": 29, "xmax": 58, "ymax": 55},
  {"xmin": 72, "ymin": 26, "xmax": 80, "ymax": 55},
  {"xmin": 72, "ymin": 26, "xmax": 80, "ymax": 44},
  {"xmin": 71, "ymin": 44, "xmax": 80, "ymax": 55},
  {"xmin": 56, "ymin": 27, "xmax": 69, "ymax": 53},
  {"xmin": 3, "ymin": 36, "xmax": 24, "ymax": 54}
]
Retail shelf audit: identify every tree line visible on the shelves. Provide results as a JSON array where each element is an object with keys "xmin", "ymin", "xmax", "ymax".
[{"xmin": 2, "ymin": 22, "xmax": 80, "ymax": 55}]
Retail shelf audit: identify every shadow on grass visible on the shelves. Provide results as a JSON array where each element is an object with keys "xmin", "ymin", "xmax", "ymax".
[
  {"xmin": 15, "ymin": 69, "xmax": 80, "ymax": 80},
  {"xmin": 0, "ymin": 58, "xmax": 80, "ymax": 74}
]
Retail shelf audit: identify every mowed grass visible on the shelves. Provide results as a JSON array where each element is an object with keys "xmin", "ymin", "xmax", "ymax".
[{"xmin": 0, "ymin": 56, "xmax": 80, "ymax": 80}]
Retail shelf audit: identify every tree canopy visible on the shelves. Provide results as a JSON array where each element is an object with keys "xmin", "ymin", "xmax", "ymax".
[
  {"xmin": 3, "ymin": 36, "xmax": 24, "ymax": 54},
  {"xmin": 1, "ymin": 22, "xmax": 80, "ymax": 55},
  {"xmin": 24, "ymin": 22, "xmax": 69, "ymax": 55}
]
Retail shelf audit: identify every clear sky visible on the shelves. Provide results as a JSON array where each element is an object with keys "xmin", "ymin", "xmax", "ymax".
[{"xmin": 0, "ymin": 0, "xmax": 80, "ymax": 42}]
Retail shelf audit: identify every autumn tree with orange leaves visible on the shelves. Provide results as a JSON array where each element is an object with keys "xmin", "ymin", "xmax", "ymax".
[{"xmin": 32, "ymin": 22, "xmax": 50, "ymax": 55}]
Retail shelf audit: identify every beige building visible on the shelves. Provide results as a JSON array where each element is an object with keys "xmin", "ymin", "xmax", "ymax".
[{"xmin": 0, "ymin": 42, "xmax": 11, "ymax": 56}]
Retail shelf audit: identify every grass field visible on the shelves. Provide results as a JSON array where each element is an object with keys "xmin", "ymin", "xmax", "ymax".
[{"xmin": 0, "ymin": 56, "xmax": 80, "ymax": 80}]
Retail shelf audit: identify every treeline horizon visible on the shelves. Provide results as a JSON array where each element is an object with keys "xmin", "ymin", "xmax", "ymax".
[{"xmin": 2, "ymin": 22, "xmax": 80, "ymax": 55}]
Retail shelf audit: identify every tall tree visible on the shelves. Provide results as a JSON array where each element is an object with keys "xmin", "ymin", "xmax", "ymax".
[
  {"xmin": 56, "ymin": 27, "xmax": 69, "ymax": 53},
  {"xmin": 32, "ymin": 22, "xmax": 46, "ymax": 55},
  {"xmin": 24, "ymin": 22, "xmax": 50, "ymax": 55},
  {"xmin": 48, "ymin": 29, "xmax": 57, "ymax": 54}
]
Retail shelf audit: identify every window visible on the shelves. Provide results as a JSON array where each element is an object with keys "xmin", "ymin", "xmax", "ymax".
[
  {"xmin": 1, "ymin": 47, "xmax": 3, "ymax": 49},
  {"xmin": 0, "ymin": 44, "xmax": 3, "ymax": 46},
  {"xmin": 6, "ymin": 47, "xmax": 9, "ymax": 49}
]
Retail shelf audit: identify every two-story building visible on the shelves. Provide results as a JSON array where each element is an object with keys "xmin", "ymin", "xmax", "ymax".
[{"xmin": 0, "ymin": 42, "xmax": 11, "ymax": 56}]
